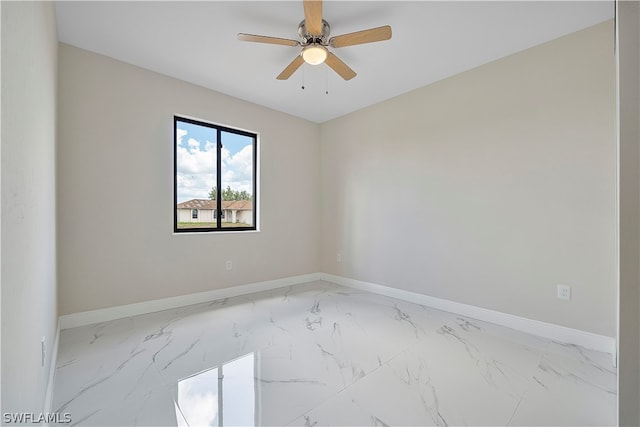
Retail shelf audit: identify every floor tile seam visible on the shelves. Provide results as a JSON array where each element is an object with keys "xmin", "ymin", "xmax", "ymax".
[
  {"xmin": 507, "ymin": 350, "xmax": 617, "ymax": 425},
  {"xmin": 429, "ymin": 313, "xmax": 567, "ymax": 361},
  {"xmin": 537, "ymin": 351, "xmax": 618, "ymax": 397},
  {"xmin": 281, "ymin": 343, "xmax": 414, "ymax": 427},
  {"xmin": 150, "ymin": 335, "xmax": 294, "ymax": 425},
  {"xmin": 397, "ymin": 334, "xmax": 545, "ymax": 426},
  {"xmin": 51, "ymin": 355, "xmax": 140, "ymax": 412},
  {"xmin": 59, "ymin": 283, "xmax": 307, "ymax": 338},
  {"xmin": 426, "ymin": 313, "xmax": 555, "ymax": 374},
  {"xmin": 336, "ymin": 283, "xmax": 606, "ymax": 361},
  {"xmin": 66, "ymin": 407, "xmax": 102, "ymax": 427},
  {"xmin": 504, "ymin": 378, "xmax": 543, "ymax": 427},
  {"xmin": 271, "ymin": 299, "xmax": 433, "ymax": 425},
  {"xmin": 505, "ymin": 394, "xmax": 524, "ymax": 427},
  {"xmin": 63, "ymin": 304, "xmax": 363, "ymax": 420},
  {"xmin": 146, "ymin": 292, "xmax": 445, "ymax": 425},
  {"xmin": 541, "ymin": 344, "xmax": 618, "ymax": 375},
  {"xmin": 504, "ymin": 351, "xmax": 548, "ymax": 426},
  {"xmin": 358, "ymin": 292, "xmax": 553, "ymax": 354},
  {"xmin": 62, "ymin": 382, "xmax": 177, "ymax": 427},
  {"xmin": 53, "ymin": 364, "xmax": 170, "ymax": 426},
  {"xmin": 133, "ymin": 356, "xmax": 207, "ymax": 427}
]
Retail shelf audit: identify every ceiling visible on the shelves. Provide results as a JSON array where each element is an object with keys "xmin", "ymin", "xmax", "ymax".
[{"xmin": 54, "ymin": 1, "xmax": 613, "ymax": 123}]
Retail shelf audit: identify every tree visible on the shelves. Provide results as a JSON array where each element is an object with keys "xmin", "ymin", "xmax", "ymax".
[
  {"xmin": 209, "ymin": 185, "xmax": 252, "ymax": 201},
  {"xmin": 223, "ymin": 185, "xmax": 235, "ymax": 201}
]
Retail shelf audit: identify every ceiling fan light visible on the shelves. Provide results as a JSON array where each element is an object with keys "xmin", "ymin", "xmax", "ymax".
[{"xmin": 302, "ymin": 45, "xmax": 328, "ymax": 65}]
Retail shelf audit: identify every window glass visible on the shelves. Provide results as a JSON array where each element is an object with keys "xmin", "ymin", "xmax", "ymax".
[
  {"xmin": 175, "ymin": 116, "xmax": 257, "ymax": 232},
  {"xmin": 221, "ymin": 131, "xmax": 255, "ymax": 228}
]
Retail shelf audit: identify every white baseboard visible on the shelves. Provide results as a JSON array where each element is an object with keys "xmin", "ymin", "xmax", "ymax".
[
  {"xmin": 58, "ymin": 271, "xmax": 615, "ymax": 355},
  {"xmin": 320, "ymin": 273, "xmax": 616, "ymax": 355},
  {"xmin": 59, "ymin": 273, "xmax": 321, "ymax": 330},
  {"xmin": 43, "ymin": 320, "xmax": 60, "ymax": 422}
]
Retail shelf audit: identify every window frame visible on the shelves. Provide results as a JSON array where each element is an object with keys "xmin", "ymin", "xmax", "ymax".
[{"xmin": 174, "ymin": 115, "xmax": 258, "ymax": 233}]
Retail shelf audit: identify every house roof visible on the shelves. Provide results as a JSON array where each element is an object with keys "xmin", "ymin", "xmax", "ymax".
[
  {"xmin": 177, "ymin": 199, "xmax": 252, "ymax": 211},
  {"xmin": 223, "ymin": 200, "xmax": 253, "ymax": 211}
]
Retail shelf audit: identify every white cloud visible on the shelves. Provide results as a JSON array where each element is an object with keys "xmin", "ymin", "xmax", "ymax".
[
  {"xmin": 225, "ymin": 145, "xmax": 253, "ymax": 181},
  {"xmin": 205, "ymin": 140, "xmax": 216, "ymax": 152},
  {"xmin": 177, "ymin": 369, "xmax": 218, "ymax": 427},
  {"xmin": 187, "ymin": 138, "xmax": 200, "ymax": 149},
  {"xmin": 176, "ymin": 128, "xmax": 187, "ymax": 145},
  {"xmin": 177, "ymin": 172, "xmax": 216, "ymax": 202},
  {"xmin": 176, "ymin": 138, "xmax": 218, "ymax": 201},
  {"xmin": 177, "ymin": 139, "xmax": 217, "ymax": 175},
  {"xmin": 220, "ymin": 145, "xmax": 253, "ymax": 194},
  {"xmin": 177, "ymin": 134, "xmax": 254, "ymax": 202}
]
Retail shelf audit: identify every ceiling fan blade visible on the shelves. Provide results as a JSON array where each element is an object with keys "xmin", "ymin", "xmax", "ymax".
[
  {"xmin": 277, "ymin": 55, "xmax": 305, "ymax": 80},
  {"xmin": 325, "ymin": 52, "xmax": 356, "ymax": 81},
  {"xmin": 237, "ymin": 33, "xmax": 300, "ymax": 47},
  {"xmin": 329, "ymin": 25, "xmax": 392, "ymax": 48},
  {"xmin": 303, "ymin": 0, "xmax": 323, "ymax": 35}
]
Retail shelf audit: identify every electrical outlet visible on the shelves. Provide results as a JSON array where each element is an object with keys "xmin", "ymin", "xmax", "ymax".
[
  {"xmin": 41, "ymin": 337, "xmax": 46, "ymax": 367},
  {"xmin": 337, "ymin": 253, "xmax": 342, "ymax": 263},
  {"xmin": 557, "ymin": 284, "xmax": 571, "ymax": 301},
  {"xmin": 226, "ymin": 260, "xmax": 232, "ymax": 270}
]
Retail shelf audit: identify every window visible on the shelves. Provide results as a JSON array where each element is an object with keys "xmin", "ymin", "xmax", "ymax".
[{"xmin": 174, "ymin": 116, "xmax": 257, "ymax": 232}]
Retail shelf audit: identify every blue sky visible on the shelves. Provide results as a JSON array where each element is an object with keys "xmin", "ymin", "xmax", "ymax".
[{"xmin": 176, "ymin": 120, "xmax": 254, "ymax": 203}]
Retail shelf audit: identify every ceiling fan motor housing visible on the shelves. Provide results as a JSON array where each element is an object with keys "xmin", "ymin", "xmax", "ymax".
[
  {"xmin": 237, "ymin": 0, "xmax": 391, "ymax": 81},
  {"xmin": 298, "ymin": 19, "xmax": 330, "ymax": 45}
]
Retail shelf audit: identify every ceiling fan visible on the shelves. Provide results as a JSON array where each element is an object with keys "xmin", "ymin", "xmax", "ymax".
[{"xmin": 237, "ymin": 0, "xmax": 392, "ymax": 81}]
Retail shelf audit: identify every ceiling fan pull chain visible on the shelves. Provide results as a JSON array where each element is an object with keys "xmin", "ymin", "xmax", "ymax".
[
  {"xmin": 325, "ymin": 67, "xmax": 329, "ymax": 95},
  {"xmin": 239, "ymin": 1, "xmax": 390, "ymax": 82},
  {"xmin": 301, "ymin": 64, "xmax": 306, "ymax": 90}
]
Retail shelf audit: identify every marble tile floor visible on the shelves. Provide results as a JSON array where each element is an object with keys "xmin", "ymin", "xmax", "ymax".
[{"xmin": 51, "ymin": 280, "xmax": 616, "ymax": 427}]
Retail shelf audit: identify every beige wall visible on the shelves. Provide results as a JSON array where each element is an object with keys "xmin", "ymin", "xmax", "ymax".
[
  {"xmin": 58, "ymin": 21, "xmax": 618, "ymax": 339},
  {"xmin": 1, "ymin": 1, "xmax": 58, "ymax": 414},
  {"xmin": 617, "ymin": 1, "xmax": 640, "ymax": 425},
  {"xmin": 57, "ymin": 44, "xmax": 319, "ymax": 314},
  {"xmin": 320, "ymin": 22, "xmax": 617, "ymax": 337}
]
